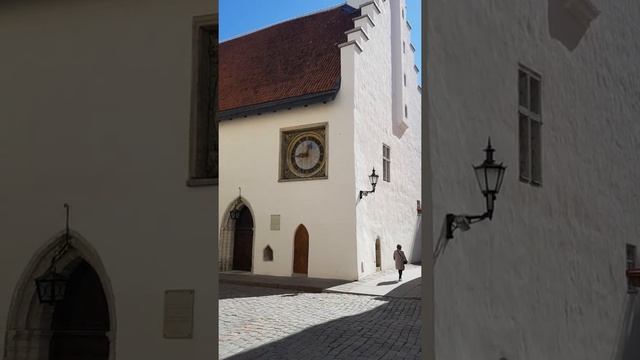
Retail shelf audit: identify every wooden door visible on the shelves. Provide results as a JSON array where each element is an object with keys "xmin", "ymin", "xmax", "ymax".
[
  {"xmin": 375, "ymin": 238, "xmax": 381, "ymax": 270},
  {"xmin": 50, "ymin": 261, "xmax": 110, "ymax": 360},
  {"xmin": 233, "ymin": 206, "xmax": 253, "ymax": 271},
  {"xmin": 293, "ymin": 225, "xmax": 309, "ymax": 275}
]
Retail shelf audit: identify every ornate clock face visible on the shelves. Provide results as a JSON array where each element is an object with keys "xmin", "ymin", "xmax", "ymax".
[
  {"xmin": 288, "ymin": 134, "xmax": 325, "ymax": 177},
  {"xmin": 280, "ymin": 125, "xmax": 327, "ymax": 181}
]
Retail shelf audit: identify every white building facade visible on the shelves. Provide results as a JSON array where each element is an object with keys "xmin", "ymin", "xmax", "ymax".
[
  {"xmin": 426, "ymin": 0, "xmax": 640, "ymax": 358},
  {"xmin": 0, "ymin": 1, "xmax": 218, "ymax": 359},
  {"xmin": 218, "ymin": 0, "xmax": 421, "ymax": 281}
]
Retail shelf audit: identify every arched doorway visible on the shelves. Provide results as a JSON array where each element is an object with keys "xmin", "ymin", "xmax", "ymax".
[
  {"xmin": 375, "ymin": 238, "xmax": 381, "ymax": 271},
  {"xmin": 232, "ymin": 206, "xmax": 253, "ymax": 271},
  {"xmin": 219, "ymin": 199, "xmax": 255, "ymax": 272},
  {"xmin": 293, "ymin": 225, "xmax": 309, "ymax": 275},
  {"xmin": 50, "ymin": 260, "xmax": 110, "ymax": 360},
  {"xmin": 4, "ymin": 231, "xmax": 116, "ymax": 360}
]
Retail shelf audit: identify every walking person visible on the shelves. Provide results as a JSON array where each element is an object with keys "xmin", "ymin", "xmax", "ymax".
[{"xmin": 393, "ymin": 244, "xmax": 408, "ymax": 281}]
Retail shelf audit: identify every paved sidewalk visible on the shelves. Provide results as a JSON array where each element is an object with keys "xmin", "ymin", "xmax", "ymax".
[
  {"xmin": 324, "ymin": 264, "xmax": 421, "ymax": 299},
  {"xmin": 219, "ymin": 271, "xmax": 350, "ymax": 292},
  {"xmin": 219, "ymin": 264, "xmax": 421, "ymax": 299}
]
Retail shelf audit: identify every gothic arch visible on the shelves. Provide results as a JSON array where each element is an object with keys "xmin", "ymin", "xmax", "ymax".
[
  {"xmin": 219, "ymin": 197, "xmax": 255, "ymax": 272},
  {"xmin": 4, "ymin": 230, "xmax": 116, "ymax": 360}
]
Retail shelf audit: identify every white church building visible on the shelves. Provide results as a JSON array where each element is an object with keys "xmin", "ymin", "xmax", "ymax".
[
  {"xmin": 426, "ymin": 0, "xmax": 640, "ymax": 359},
  {"xmin": 218, "ymin": 0, "xmax": 421, "ymax": 281}
]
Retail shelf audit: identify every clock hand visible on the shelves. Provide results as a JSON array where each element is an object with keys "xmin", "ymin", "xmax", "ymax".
[{"xmin": 296, "ymin": 144, "xmax": 312, "ymax": 158}]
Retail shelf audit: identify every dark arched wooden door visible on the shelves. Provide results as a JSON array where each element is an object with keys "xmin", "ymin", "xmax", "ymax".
[
  {"xmin": 233, "ymin": 206, "xmax": 253, "ymax": 271},
  {"xmin": 375, "ymin": 238, "xmax": 381, "ymax": 270},
  {"xmin": 293, "ymin": 225, "xmax": 309, "ymax": 275},
  {"xmin": 50, "ymin": 260, "xmax": 110, "ymax": 360}
]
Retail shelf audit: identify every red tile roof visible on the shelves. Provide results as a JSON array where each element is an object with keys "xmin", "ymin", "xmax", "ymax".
[{"xmin": 218, "ymin": 5, "xmax": 360, "ymax": 120}]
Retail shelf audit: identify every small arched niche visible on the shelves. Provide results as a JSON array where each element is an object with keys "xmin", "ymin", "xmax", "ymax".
[{"xmin": 263, "ymin": 245, "xmax": 274, "ymax": 262}]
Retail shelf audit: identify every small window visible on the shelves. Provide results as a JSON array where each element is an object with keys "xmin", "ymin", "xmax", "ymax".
[
  {"xmin": 404, "ymin": 73, "xmax": 407, "ymax": 87},
  {"xmin": 189, "ymin": 16, "xmax": 218, "ymax": 184},
  {"xmin": 518, "ymin": 66, "xmax": 542, "ymax": 185},
  {"xmin": 404, "ymin": 105, "xmax": 408, "ymax": 118},
  {"xmin": 627, "ymin": 244, "xmax": 637, "ymax": 293},
  {"xmin": 402, "ymin": 8, "xmax": 405, "ymax": 19},
  {"xmin": 383, "ymin": 144, "xmax": 391, "ymax": 182},
  {"xmin": 403, "ymin": 41, "xmax": 406, "ymax": 54},
  {"xmin": 263, "ymin": 245, "xmax": 274, "ymax": 262}
]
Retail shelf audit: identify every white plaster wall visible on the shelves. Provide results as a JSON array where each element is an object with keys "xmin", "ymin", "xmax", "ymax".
[
  {"xmin": 353, "ymin": 0, "xmax": 422, "ymax": 279},
  {"xmin": 0, "ymin": 1, "xmax": 217, "ymax": 359},
  {"xmin": 427, "ymin": 0, "xmax": 640, "ymax": 358},
  {"xmin": 218, "ymin": 48, "xmax": 358, "ymax": 280}
]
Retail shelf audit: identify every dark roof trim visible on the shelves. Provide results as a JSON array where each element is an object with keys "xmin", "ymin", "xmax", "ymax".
[{"xmin": 218, "ymin": 89, "xmax": 339, "ymax": 121}]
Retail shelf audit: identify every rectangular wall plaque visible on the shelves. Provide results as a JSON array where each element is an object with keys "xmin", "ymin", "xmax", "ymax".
[
  {"xmin": 163, "ymin": 289, "xmax": 195, "ymax": 339},
  {"xmin": 270, "ymin": 215, "xmax": 280, "ymax": 230}
]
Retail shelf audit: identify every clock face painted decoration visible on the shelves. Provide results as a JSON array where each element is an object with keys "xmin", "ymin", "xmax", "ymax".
[{"xmin": 280, "ymin": 124, "xmax": 327, "ymax": 181}]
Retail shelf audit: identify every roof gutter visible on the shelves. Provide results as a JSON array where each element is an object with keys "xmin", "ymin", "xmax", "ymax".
[{"xmin": 218, "ymin": 89, "xmax": 339, "ymax": 121}]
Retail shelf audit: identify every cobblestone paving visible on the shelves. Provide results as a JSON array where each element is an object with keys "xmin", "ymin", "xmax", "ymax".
[{"xmin": 219, "ymin": 284, "xmax": 421, "ymax": 360}]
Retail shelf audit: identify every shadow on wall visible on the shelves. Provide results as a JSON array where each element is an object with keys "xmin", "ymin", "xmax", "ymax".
[
  {"xmin": 548, "ymin": 0, "xmax": 600, "ymax": 51},
  {"xmin": 410, "ymin": 215, "xmax": 422, "ymax": 264},
  {"xmin": 432, "ymin": 216, "xmax": 451, "ymax": 266},
  {"xmin": 614, "ymin": 293, "xmax": 640, "ymax": 360},
  {"xmin": 223, "ymin": 295, "xmax": 421, "ymax": 360}
]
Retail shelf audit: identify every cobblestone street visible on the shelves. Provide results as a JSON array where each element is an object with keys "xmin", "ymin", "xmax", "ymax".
[{"xmin": 219, "ymin": 283, "xmax": 422, "ymax": 359}]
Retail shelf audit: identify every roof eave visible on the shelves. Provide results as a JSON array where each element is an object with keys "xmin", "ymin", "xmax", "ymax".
[{"xmin": 218, "ymin": 89, "xmax": 339, "ymax": 121}]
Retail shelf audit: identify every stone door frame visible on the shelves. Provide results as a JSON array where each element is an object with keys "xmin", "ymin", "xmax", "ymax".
[
  {"xmin": 219, "ymin": 198, "xmax": 255, "ymax": 272},
  {"xmin": 3, "ymin": 230, "xmax": 117, "ymax": 360}
]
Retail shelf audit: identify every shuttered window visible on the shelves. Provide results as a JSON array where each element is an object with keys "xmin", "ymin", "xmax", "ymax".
[
  {"xmin": 518, "ymin": 66, "xmax": 542, "ymax": 186},
  {"xmin": 189, "ymin": 16, "xmax": 218, "ymax": 185},
  {"xmin": 383, "ymin": 144, "xmax": 391, "ymax": 182}
]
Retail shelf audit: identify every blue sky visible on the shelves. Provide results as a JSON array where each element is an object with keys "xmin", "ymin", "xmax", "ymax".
[{"xmin": 220, "ymin": 0, "xmax": 422, "ymax": 77}]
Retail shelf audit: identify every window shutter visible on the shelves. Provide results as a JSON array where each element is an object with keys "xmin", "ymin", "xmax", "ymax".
[
  {"xmin": 530, "ymin": 120, "xmax": 542, "ymax": 184},
  {"xmin": 518, "ymin": 70, "xmax": 529, "ymax": 109},
  {"xmin": 519, "ymin": 114, "xmax": 530, "ymax": 180}
]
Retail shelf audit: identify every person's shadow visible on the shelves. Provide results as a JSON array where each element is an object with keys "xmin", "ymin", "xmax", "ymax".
[{"xmin": 377, "ymin": 280, "xmax": 399, "ymax": 286}]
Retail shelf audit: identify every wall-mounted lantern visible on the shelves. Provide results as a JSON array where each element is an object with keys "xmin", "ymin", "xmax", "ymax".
[
  {"xmin": 229, "ymin": 187, "xmax": 242, "ymax": 221},
  {"xmin": 446, "ymin": 138, "xmax": 507, "ymax": 239},
  {"xmin": 35, "ymin": 204, "xmax": 72, "ymax": 304},
  {"xmin": 359, "ymin": 168, "xmax": 380, "ymax": 199}
]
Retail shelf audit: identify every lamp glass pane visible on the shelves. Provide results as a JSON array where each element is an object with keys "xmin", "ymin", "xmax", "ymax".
[
  {"xmin": 495, "ymin": 165, "xmax": 506, "ymax": 193},
  {"xmin": 54, "ymin": 281, "xmax": 67, "ymax": 301},
  {"xmin": 486, "ymin": 166, "xmax": 501, "ymax": 193},
  {"xmin": 473, "ymin": 165, "xmax": 486, "ymax": 194},
  {"xmin": 37, "ymin": 280, "xmax": 52, "ymax": 302}
]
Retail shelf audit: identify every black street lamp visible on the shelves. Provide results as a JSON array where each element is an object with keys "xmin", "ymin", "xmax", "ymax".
[
  {"xmin": 446, "ymin": 138, "xmax": 507, "ymax": 239},
  {"xmin": 359, "ymin": 168, "xmax": 380, "ymax": 199},
  {"xmin": 229, "ymin": 187, "xmax": 242, "ymax": 221},
  {"xmin": 35, "ymin": 204, "xmax": 72, "ymax": 304}
]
